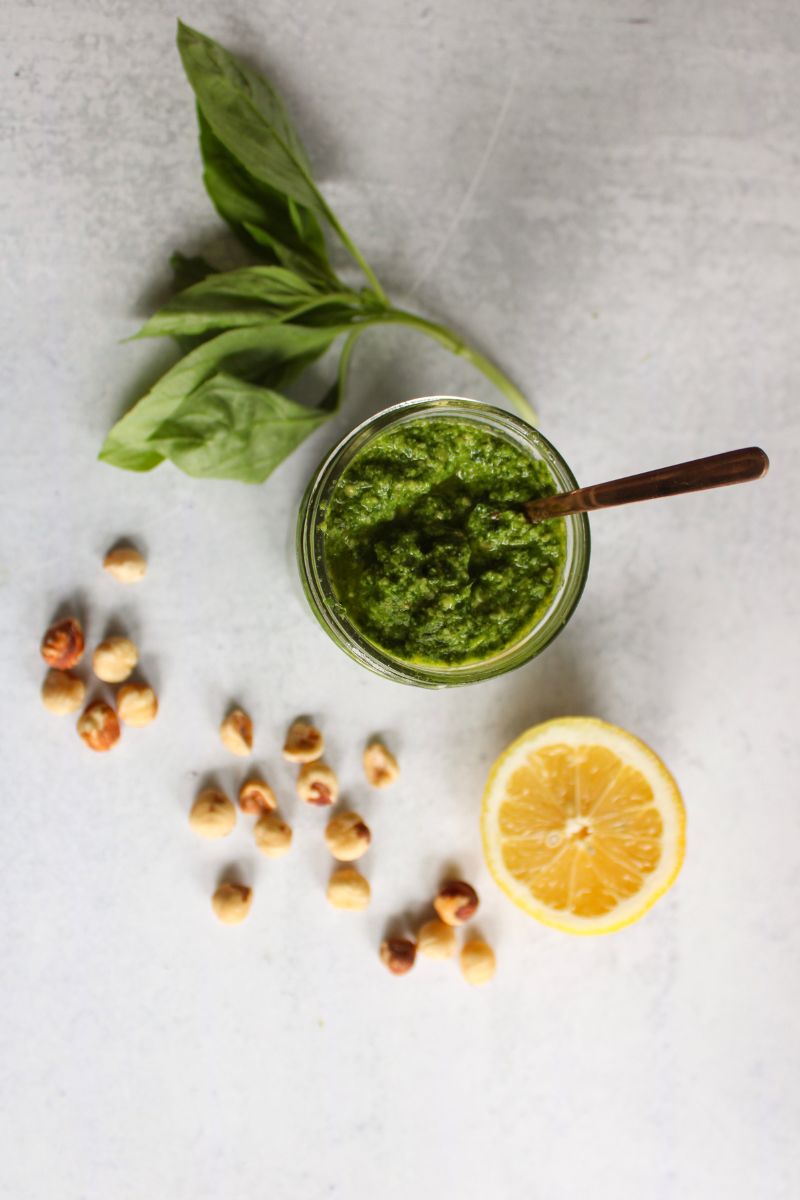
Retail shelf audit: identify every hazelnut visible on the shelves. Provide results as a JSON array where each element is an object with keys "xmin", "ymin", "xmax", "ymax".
[
  {"xmin": 41, "ymin": 616, "xmax": 85, "ymax": 669},
  {"xmin": 417, "ymin": 918, "xmax": 457, "ymax": 960},
  {"xmin": 379, "ymin": 937, "xmax": 417, "ymax": 976},
  {"xmin": 220, "ymin": 707, "xmax": 253, "ymax": 756},
  {"xmin": 327, "ymin": 866, "xmax": 371, "ymax": 910},
  {"xmin": 103, "ymin": 545, "xmax": 147, "ymax": 583},
  {"xmin": 282, "ymin": 719, "xmax": 324, "ymax": 763},
  {"xmin": 238, "ymin": 777, "xmax": 276, "ymax": 815},
  {"xmin": 324, "ymin": 811, "xmax": 371, "ymax": 861},
  {"xmin": 117, "ymin": 682, "xmax": 158, "ymax": 726},
  {"xmin": 211, "ymin": 882, "xmax": 252, "ymax": 925},
  {"xmin": 92, "ymin": 636, "xmax": 139, "ymax": 683},
  {"xmin": 459, "ymin": 939, "xmax": 497, "ymax": 986},
  {"xmin": 433, "ymin": 881, "xmax": 479, "ymax": 927},
  {"xmin": 363, "ymin": 739, "xmax": 400, "ymax": 788},
  {"xmin": 41, "ymin": 669, "xmax": 86, "ymax": 715},
  {"xmin": 77, "ymin": 701, "xmax": 121, "ymax": 751},
  {"xmin": 189, "ymin": 789, "xmax": 236, "ymax": 839},
  {"xmin": 254, "ymin": 811, "xmax": 293, "ymax": 858},
  {"xmin": 296, "ymin": 761, "xmax": 339, "ymax": 807}
]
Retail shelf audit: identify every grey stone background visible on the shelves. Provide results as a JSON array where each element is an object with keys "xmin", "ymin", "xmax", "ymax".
[{"xmin": 1, "ymin": 1, "xmax": 798, "ymax": 1197}]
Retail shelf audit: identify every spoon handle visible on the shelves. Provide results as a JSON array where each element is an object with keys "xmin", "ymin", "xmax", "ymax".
[{"xmin": 524, "ymin": 446, "xmax": 769, "ymax": 523}]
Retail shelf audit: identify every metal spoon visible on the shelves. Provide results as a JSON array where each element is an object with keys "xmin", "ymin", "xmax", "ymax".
[{"xmin": 523, "ymin": 446, "xmax": 769, "ymax": 524}]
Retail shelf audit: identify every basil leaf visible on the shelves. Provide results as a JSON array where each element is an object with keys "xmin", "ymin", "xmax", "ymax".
[
  {"xmin": 178, "ymin": 22, "xmax": 325, "ymax": 216},
  {"xmin": 197, "ymin": 109, "xmax": 333, "ymax": 285},
  {"xmin": 136, "ymin": 266, "xmax": 322, "ymax": 337},
  {"xmin": 99, "ymin": 323, "xmax": 339, "ymax": 471},
  {"xmin": 145, "ymin": 371, "xmax": 330, "ymax": 482}
]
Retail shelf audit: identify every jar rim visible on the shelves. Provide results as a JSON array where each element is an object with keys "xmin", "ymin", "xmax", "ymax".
[{"xmin": 296, "ymin": 396, "xmax": 590, "ymax": 687}]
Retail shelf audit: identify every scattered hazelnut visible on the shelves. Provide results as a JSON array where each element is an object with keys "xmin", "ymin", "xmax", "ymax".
[
  {"xmin": 103, "ymin": 545, "xmax": 147, "ymax": 584},
  {"xmin": 254, "ymin": 811, "xmax": 293, "ymax": 858},
  {"xmin": 238, "ymin": 777, "xmax": 276, "ymax": 815},
  {"xmin": 220, "ymin": 707, "xmax": 253, "ymax": 756},
  {"xmin": 117, "ymin": 682, "xmax": 158, "ymax": 726},
  {"xmin": 41, "ymin": 616, "xmax": 85, "ymax": 669},
  {"xmin": 459, "ymin": 939, "xmax": 496, "ymax": 986},
  {"xmin": 77, "ymin": 701, "xmax": 121, "ymax": 751},
  {"xmin": 282, "ymin": 719, "xmax": 324, "ymax": 763},
  {"xmin": 417, "ymin": 918, "xmax": 457, "ymax": 960},
  {"xmin": 296, "ymin": 761, "xmax": 339, "ymax": 806},
  {"xmin": 327, "ymin": 866, "xmax": 371, "ymax": 910},
  {"xmin": 189, "ymin": 789, "xmax": 236, "ymax": 839},
  {"xmin": 363, "ymin": 739, "xmax": 400, "ymax": 788},
  {"xmin": 433, "ymin": 881, "xmax": 480, "ymax": 926},
  {"xmin": 92, "ymin": 636, "xmax": 139, "ymax": 683},
  {"xmin": 41, "ymin": 669, "xmax": 86, "ymax": 715},
  {"xmin": 379, "ymin": 937, "xmax": 417, "ymax": 976},
  {"xmin": 324, "ymin": 811, "xmax": 371, "ymax": 861},
  {"xmin": 211, "ymin": 882, "xmax": 253, "ymax": 925}
]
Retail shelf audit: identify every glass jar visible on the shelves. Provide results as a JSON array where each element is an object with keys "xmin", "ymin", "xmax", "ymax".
[{"xmin": 296, "ymin": 397, "xmax": 590, "ymax": 687}]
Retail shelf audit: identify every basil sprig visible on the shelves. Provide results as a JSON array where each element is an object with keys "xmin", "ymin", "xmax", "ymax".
[{"xmin": 100, "ymin": 21, "xmax": 534, "ymax": 483}]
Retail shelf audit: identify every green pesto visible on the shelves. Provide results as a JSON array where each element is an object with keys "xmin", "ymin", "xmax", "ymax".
[{"xmin": 323, "ymin": 417, "xmax": 567, "ymax": 666}]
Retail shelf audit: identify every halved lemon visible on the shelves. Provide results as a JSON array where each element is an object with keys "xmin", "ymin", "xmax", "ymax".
[{"xmin": 481, "ymin": 718, "xmax": 685, "ymax": 934}]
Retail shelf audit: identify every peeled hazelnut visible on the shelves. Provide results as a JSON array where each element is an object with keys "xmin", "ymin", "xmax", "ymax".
[
  {"xmin": 220, "ymin": 708, "xmax": 253, "ymax": 756},
  {"xmin": 379, "ymin": 937, "xmax": 417, "ymax": 976},
  {"xmin": 211, "ymin": 882, "xmax": 252, "ymax": 925},
  {"xmin": 77, "ymin": 701, "xmax": 121, "ymax": 751},
  {"xmin": 92, "ymin": 636, "xmax": 138, "ymax": 683},
  {"xmin": 41, "ymin": 617, "xmax": 85, "ymax": 669},
  {"xmin": 239, "ymin": 777, "xmax": 276, "ymax": 815},
  {"xmin": 103, "ymin": 545, "xmax": 147, "ymax": 583},
  {"xmin": 363, "ymin": 739, "xmax": 400, "ymax": 788},
  {"xmin": 282, "ymin": 719, "xmax": 324, "ymax": 763},
  {"xmin": 189, "ymin": 789, "xmax": 236, "ymax": 839},
  {"xmin": 41, "ymin": 669, "xmax": 86, "ymax": 715},
  {"xmin": 417, "ymin": 918, "xmax": 457, "ymax": 960},
  {"xmin": 296, "ymin": 761, "xmax": 339, "ymax": 807},
  {"xmin": 327, "ymin": 866, "xmax": 371, "ymax": 910},
  {"xmin": 324, "ymin": 811, "xmax": 371, "ymax": 861},
  {"xmin": 459, "ymin": 938, "xmax": 496, "ymax": 986},
  {"xmin": 117, "ymin": 682, "xmax": 158, "ymax": 726},
  {"xmin": 254, "ymin": 811, "xmax": 293, "ymax": 858},
  {"xmin": 433, "ymin": 881, "xmax": 480, "ymax": 927}
]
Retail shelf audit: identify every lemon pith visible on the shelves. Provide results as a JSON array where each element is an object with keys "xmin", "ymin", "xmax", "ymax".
[{"xmin": 481, "ymin": 718, "xmax": 686, "ymax": 935}]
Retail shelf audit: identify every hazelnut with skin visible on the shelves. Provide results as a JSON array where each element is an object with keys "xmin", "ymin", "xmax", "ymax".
[
  {"xmin": 189, "ymin": 789, "xmax": 236, "ymax": 839},
  {"xmin": 211, "ymin": 883, "xmax": 252, "ymax": 925},
  {"xmin": 459, "ymin": 939, "xmax": 497, "ymax": 986},
  {"xmin": 282, "ymin": 719, "xmax": 324, "ymax": 763},
  {"xmin": 417, "ymin": 918, "xmax": 457, "ymax": 960},
  {"xmin": 327, "ymin": 867, "xmax": 371, "ymax": 910},
  {"xmin": 92, "ymin": 636, "xmax": 138, "ymax": 683},
  {"xmin": 379, "ymin": 937, "xmax": 417, "ymax": 976},
  {"xmin": 117, "ymin": 682, "xmax": 158, "ymax": 726},
  {"xmin": 41, "ymin": 669, "xmax": 86, "ymax": 715},
  {"xmin": 433, "ymin": 881, "xmax": 479, "ymax": 927},
  {"xmin": 363, "ymin": 739, "xmax": 400, "ymax": 788},
  {"xmin": 238, "ymin": 777, "xmax": 276, "ymax": 815},
  {"xmin": 77, "ymin": 701, "xmax": 121, "ymax": 751},
  {"xmin": 41, "ymin": 617, "xmax": 85, "ymax": 669},
  {"xmin": 220, "ymin": 708, "xmax": 253, "ymax": 756},
  {"xmin": 103, "ymin": 546, "xmax": 147, "ymax": 583},
  {"xmin": 254, "ymin": 812, "xmax": 293, "ymax": 858},
  {"xmin": 324, "ymin": 811, "xmax": 371, "ymax": 861},
  {"xmin": 296, "ymin": 761, "xmax": 339, "ymax": 807}
]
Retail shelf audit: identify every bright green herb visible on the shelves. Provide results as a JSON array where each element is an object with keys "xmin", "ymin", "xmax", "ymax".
[
  {"xmin": 324, "ymin": 418, "xmax": 566, "ymax": 665},
  {"xmin": 100, "ymin": 21, "xmax": 535, "ymax": 484}
]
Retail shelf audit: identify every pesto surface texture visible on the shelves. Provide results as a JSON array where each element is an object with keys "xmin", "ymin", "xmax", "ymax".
[{"xmin": 323, "ymin": 417, "xmax": 567, "ymax": 665}]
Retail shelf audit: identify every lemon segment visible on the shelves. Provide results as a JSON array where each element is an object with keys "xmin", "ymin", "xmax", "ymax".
[{"xmin": 481, "ymin": 718, "xmax": 685, "ymax": 934}]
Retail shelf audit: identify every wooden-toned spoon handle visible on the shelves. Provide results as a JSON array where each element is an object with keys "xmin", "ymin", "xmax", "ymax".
[{"xmin": 524, "ymin": 446, "xmax": 769, "ymax": 522}]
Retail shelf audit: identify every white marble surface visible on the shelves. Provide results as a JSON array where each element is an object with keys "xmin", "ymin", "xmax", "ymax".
[{"xmin": 1, "ymin": 1, "xmax": 799, "ymax": 1196}]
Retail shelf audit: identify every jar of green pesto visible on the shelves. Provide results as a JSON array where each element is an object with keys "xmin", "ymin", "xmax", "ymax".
[{"xmin": 297, "ymin": 397, "xmax": 590, "ymax": 687}]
